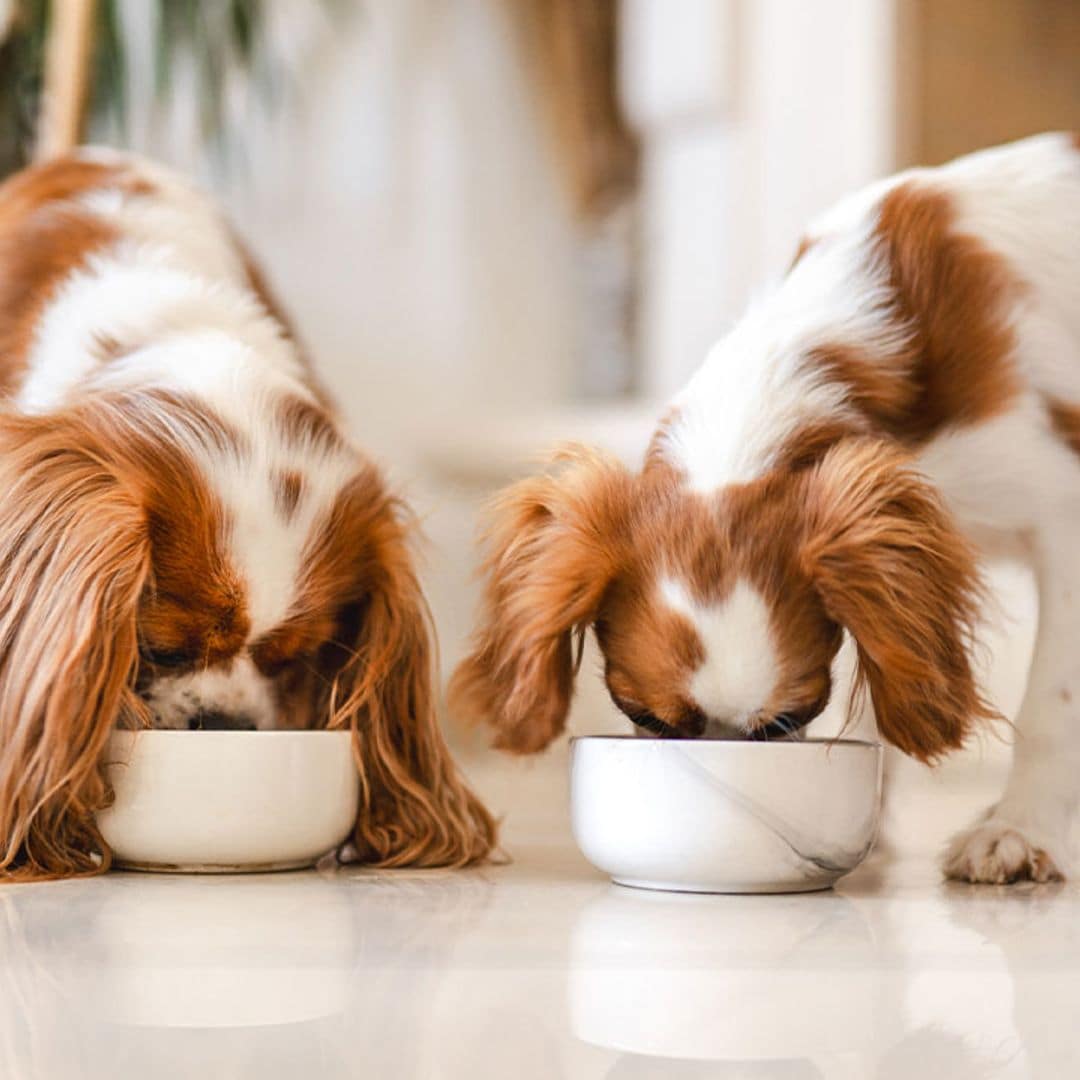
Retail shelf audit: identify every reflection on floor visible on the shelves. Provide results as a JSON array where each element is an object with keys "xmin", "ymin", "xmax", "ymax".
[{"xmin": 0, "ymin": 744, "xmax": 1075, "ymax": 1080}]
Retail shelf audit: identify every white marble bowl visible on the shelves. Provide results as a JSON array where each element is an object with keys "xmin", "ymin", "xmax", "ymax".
[
  {"xmin": 570, "ymin": 736, "xmax": 882, "ymax": 893},
  {"xmin": 96, "ymin": 730, "xmax": 359, "ymax": 872}
]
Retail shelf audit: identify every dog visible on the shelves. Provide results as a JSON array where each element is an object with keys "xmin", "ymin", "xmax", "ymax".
[
  {"xmin": 0, "ymin": 150, "xmax": 495, "ymax": 879},
  {"xmin": 451, "ymin": 132, "xmax": 1080, "ymax": 885}
]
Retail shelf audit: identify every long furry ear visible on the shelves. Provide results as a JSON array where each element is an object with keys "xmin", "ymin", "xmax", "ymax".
[
  {"xmin": 800, "ymin": 438, "xmax": 996, "ymax": 762},
  {"xmin": 448, "ymin": 446, "xmax": 632, "ymax": 754},
  {"xmin": 0, "ymin": 414, "xmax": 150, "ymax": 880},
  {"xmin": 323, "ymin": 468, "xmax": 497, "ymax": 868}
]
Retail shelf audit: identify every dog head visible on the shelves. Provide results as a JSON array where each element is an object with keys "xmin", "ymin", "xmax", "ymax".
[
  {"xmin": 451, "ymin": 438, "xmax": 992, "ymax": 758},
  {"xmin": 0, "ymin": 390, "xmax": 495, "ymax": 878}
]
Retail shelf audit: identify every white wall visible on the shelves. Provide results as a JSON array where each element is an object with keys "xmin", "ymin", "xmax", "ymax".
[
  {"xmin": 623, "ymin": 0, "xmax": 899, "ymax": 399},
  {"xmin": 115, "ymin": 0, "xmax": 582, "ymax": 474}
]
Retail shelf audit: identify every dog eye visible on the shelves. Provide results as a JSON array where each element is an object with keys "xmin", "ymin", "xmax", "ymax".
[
  {"xmin": 751, "ymin": 712, "xmax": 812, "ymax": 741},
  {"xmin": 140, "ymin": 647, "xmax": 192, "ymax": 670},
  {"xmin": 258, "ymin": 654, "xmax": 303, "ymax": 678},
  {"xmin": 631, "ymin": 712, "xmax": 680, "ymax": 737},
  {"xmin": 612, "ymin": 695, "xmax": 680, "ymax": 737}
]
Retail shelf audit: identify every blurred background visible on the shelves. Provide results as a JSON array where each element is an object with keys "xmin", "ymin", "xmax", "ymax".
[{"xmin": 2, "ymin": 0, "xmax": 1079, "ymax": 847}]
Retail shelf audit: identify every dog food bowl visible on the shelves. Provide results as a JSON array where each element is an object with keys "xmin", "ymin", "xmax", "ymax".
[
  {"xmin": 570, "ymin": 736, "xmax": 882, "ymax": 893},
  {"xmin": 96, "ymin": 730, "xmax": 360, "ymax": 873}
]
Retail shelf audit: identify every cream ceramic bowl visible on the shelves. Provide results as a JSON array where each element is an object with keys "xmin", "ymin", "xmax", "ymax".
[
  {"xmin": 96, "ymin": 730, "xmax": 360, "ymax": 873},
  {"xmin": 570, "ymin": 736, "xmax": 882, "ymax": 893}
]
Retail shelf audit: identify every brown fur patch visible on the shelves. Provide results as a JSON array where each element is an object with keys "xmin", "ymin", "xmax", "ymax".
[
  {"xmin": 109, "ymin": 397, "xmax": 249, "ymax": 670},
  {"xmin": 0, "ymin": 207, "xmax": 116, "ymax": 393},
  {"xmin": 10, "ymin": 389, "xmax": 253, "ymax": 675},
  {"xmin": 869, "ymin": 181, "xmax": 1021, "ymax": 441},
  {"xmin": 811, "ymin": 344, "xmax": 916, "ymax": 431},
  {"xmin": 0, "ymin": 402, "xmax": 153, "ymax": 878},
  {"xmin": 0, "ymin": 157, "xmax": 161, "ymax": 393},
  {"xmin": 800, "ymin": 439, "xmax": 995, "ymax": 760},
  {"xmin": 599, "ymin": 572, "xmax": 707, "ymax": 733},
  {"xmin": 0, "ymin": 158, "xmax": 135, "ymax": 221},
  {"xmin": 277, "ymin": 394, "xmax": 343, "ymax": 455},
  {"xmin": 669, "ymin": 184, "xmax": 1024, "ymax": 485},
  {"xmin": 1045, "ymin": 396, "xmax": 1080, "ymax": 459},
  {"xmin": 772, "ymin": 413, "xmax": 865, "ymax": 473},
  {"xmin": 449, "ymin": 447, "xmax": 637, "ymax": 751},
  {"xmin": 274, "ymin": 469, "xmax": 305, "ymax": 521},
  {"xmin": 138, "ymin": 490, "xmax": 249, "ymax": 671}
]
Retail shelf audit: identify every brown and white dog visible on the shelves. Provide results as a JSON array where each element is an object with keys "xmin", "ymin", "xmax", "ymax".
[
  {"xmin": 0, "ymin": 150, "xmax": 495, "ymax": 879},
  {"xmin": 452, "ymin": 133, "xmax": 1080, "ymax": 885}
]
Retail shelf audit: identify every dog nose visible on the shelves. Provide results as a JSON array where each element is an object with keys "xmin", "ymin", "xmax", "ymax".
[{"xmin": 187, "ymin": 709, "xmax": 255, "ymax": 731}]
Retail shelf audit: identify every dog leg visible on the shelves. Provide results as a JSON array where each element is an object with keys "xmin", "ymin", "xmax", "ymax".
[{"xmin": 945, "ymin": 531, "xmax": 1079, "ymax": 883}]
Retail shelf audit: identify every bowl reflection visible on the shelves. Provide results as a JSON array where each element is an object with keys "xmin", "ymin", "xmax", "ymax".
[
  {"xmin": 569, "ymin": 884, "xmax": 880, "ymax": 1062},
  {"xmin": 0, "ymin": 867, "xmax": 497, "ymax": 1077},
  {"xmin": 71, "ymin": 874, "xmax": 355, "ymax": 1028}
]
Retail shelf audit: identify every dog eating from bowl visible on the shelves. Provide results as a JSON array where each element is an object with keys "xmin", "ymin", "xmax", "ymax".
[
  {"xmin": 0, "ymin": 150, "xmax": 496, "ymax": 880},
  {"xmin": 452, "ymin": 132, "xmax": 1080, "ymax": 887}
]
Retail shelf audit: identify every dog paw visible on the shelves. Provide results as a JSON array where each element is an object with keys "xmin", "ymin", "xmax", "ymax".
[{"xmin": 943, "ymin": 820, "xmax": 1065, "ymax": 884}]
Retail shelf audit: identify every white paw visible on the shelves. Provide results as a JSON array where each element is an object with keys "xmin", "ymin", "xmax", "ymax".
[{"xmin": 944, "ymin": 819, "xmax": 1065, "ymax": 884}]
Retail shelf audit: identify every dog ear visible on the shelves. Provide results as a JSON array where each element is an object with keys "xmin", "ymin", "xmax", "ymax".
[
  {"xmin": 315, "ymin": 466, "xmax": 497, "ymax": 867},
  {"xmin": 0, "ymin": 413, "xmax": 151, "ymax": 880},
  {"xmin": 800, "ymin": 438, "xmax": 996, "ymax": 761},
  {"xmin": 449, "ymin": 446, "xmax": 633, "ymax": 753}
]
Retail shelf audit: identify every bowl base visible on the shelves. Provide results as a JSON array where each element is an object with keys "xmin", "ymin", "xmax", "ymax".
[
  {"xmin": 613, "ymin": 875, "xmax": 839, "ymax": 895},
  {"xmin": 114, "ymin": 856, "xmax": 317, "ymax": 875}
]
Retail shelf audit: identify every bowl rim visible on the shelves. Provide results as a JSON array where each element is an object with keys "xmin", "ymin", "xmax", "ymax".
[{"xmin": 570, "ymin": 735, "xmax": 881, "ymax": 749}]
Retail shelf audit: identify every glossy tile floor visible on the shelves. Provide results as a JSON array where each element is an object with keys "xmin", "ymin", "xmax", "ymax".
[{"xmin": 2, "ymin": 745, "xmax": 1077, "ymax": 1080}]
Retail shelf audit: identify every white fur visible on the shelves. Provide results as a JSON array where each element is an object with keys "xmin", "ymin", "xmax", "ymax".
[
  {"xmin": 661, "ymin": 577, "xmax": 778, "ymax": 732},
  {"xmin": 19, "ymin": 249, "xmax": 307, "ymax": 415},
  {"xmin": 143, "ymin": 656, "xmax": 277, "ymax": 731},
  {"xmin": 10, "ymin": 150, "xmax": 362, "ymax": 727},
  {"xmin": 656, "ymin": 133, "xmax": 1080, "ymax": 882},
  {"xmin": 661, "ymin": 194, "xmax": 912, "ymax": 490},
  {"xmin": 211, "ymin": 427, "xmax": 358, "ymax": 637}
]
